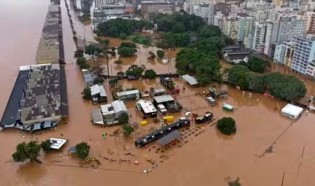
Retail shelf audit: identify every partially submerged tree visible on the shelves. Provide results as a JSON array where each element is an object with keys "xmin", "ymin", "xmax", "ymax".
[
  {"xmin": 12, "ymin": 141, "xmax": 41, "ymax": 163},
  {"xmin": 114, "ymin": 59, "xmax": 123, "ymax": 66},
  {"xmin": 75, "ymin": 142, "xmax": 90, "ymax": 160},
  {"xmin": 217, "ymin": 117, "xmax": 236, "ymax": 135},
  {"xmin": 40, "ymin": 140, "xmax": 52, "ymax": 152},
  {"xmin": 157, "ymin": 50, "xmax": 165, "ymax": 58},
  {"xmin": 125, "ymin": 65, "xmax": 144, "ymax": 78},
  {"xmin": 122, "ymin": 124, "xmax": 134, "ymax": 137},
  {"xmin": 85, "ymin": 44, "xmax": 102, "ymax": 57},
  {"xmin": 82, "ymin": 87, "xmax": 92, "ymax": 100},
  {"xmin": 144, "ymin": 69, "xmax": 157, "ymax": 79},
  {"xmin": 118, "ymin": 112, "xmax": 129, "ymax": 124},
  {"xmin": 93, "ymin": 77, "xmax": 104, "ymax": 85}
]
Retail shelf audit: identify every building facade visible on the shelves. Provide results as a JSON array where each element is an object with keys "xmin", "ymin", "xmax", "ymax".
[{"xmin": 291, "ymin": 35, "xmax": 315, "ymax": 76}]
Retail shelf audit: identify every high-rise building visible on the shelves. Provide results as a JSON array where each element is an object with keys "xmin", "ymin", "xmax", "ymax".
[
  {"xmin": 192, "ymin": 4, "xmax": 215, "ymax": 24},
  {"xmin": 223, "ymin": 17, "xmax": 239, "ymax": 40},
  {"xmin": 95, "ymin": 0, "xmax": 116, "ymax": 8},
  {"xmin": 291, "ymin": 35, "xmax": 315, "ymax": 76},
  {"xmin": 264, "ymin": 16, "xmax": 306, "ymax": 57},
  {"xmin": 309, "ymin": 13, "xmax": 315, "ymax": 34},
  {"xmin": 237, "ymin": 14, "xmax": 254, "ymax": 42},
  {"xmin": 273, "ymin": 41, "xmax": 295, "ymax": 67},
  {"xmin": 246, "ymin": 22, "xmax": 266, "ymax": 53}
]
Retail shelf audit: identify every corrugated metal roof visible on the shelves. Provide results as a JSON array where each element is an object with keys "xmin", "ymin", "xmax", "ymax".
[
  {"xmin": 182, "ymin": 74, "xmax": 198, "ymax": 85},
  {"xmin": 154, "ymin": 94, "xmax": 174, "ymax": 103},
  {"xmin": 158, "ymin": 130, "xmax": 180, "ymax": 146}
]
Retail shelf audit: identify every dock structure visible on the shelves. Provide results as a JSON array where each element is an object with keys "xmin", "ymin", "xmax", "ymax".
[{"xmin": 0, "ymin": 0, "xmax": 68, "ymax": 132}]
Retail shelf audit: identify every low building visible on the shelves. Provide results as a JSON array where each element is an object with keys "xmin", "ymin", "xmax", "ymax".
[
  {"xmin": 136, "ymin": 100, "xmax": 157, "ymax": 118},
  {"xmin": 153, "ymin": 94, "xmax": 182, "ymax": 113},
  {"xmin": 1, "ymin": 64, "xmax": 68, "ymax": 132},
  {"xmin": 181, "ymin": 74, "xmax": 198, "ymax": 86},
  {"xmin": 101, "ymin": 100, "xmax": 128, "ymax": 126},
  {"xmin": 90, "ymin": 84, "xmax": 107, "ymax": 103},
  {"xmin": 157, "ymin": 130, "xmax": 180, "ymax": 146},
  {"xmin": 281, "ymin": 104, "xmax": 303, "ymax": 119},
  {"xmin": 149, "ymin": 88, "xmax": 166, "ymax": 97},
  {"xmin": 116, "ymin": 89, "xmax": 140, "ymax": 101},
  {"xmin": 222, "ymin": 45, "xmax": 251, "ymax": 64},
  {"xmin": 82, "ymin": 69, "xmax": 94, "ymax": 86}
]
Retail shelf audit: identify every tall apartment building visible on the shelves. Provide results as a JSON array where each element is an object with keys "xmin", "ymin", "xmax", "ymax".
[
  {"xmin": 264, "ymin": 16, "xmax": 306, "ymax": 57},
  {"xmin": 237, "ymin": 14, "xmax": 254, "ymax": 42},
  {"xmin": 291, "ymin": 35, "xmax": 315, "ymax": 77},
  {"xmin": 309, "ymin": 13, "xmax": 315, "ymax": 34},
  {"xmin": 223, "ymin": 17, "xmax": 239, "ymax": 40},
  {"xmin": 214, "ymin": 12, "xmax": 225, "ymax": 30},
  {"xmin": 246, "ymin": 22, "xmax": 266, "ymax": 53},
  {"xmin": 273, "ymin": 41, "xmax": 295, "ymax": 67},
  {"xmin": 192, "ymin": 4, "xmax": 215, "ymax": 24}
]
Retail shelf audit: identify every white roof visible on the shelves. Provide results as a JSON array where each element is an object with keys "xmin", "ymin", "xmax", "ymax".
[
  {"xmin": 112, "ymin": 100, "xmax": 128, "ymax": 113},
  {"xmin": 116, "ymin": 89, "xmax": 140, "ymax": 97},
  {"xmin": 136, "ymin": 100, "xmax": 157, "ymax": 113},
  {"xmin": 182, "ymin": 74, "xmax": 198, "ymax": 85},
  {"xmin": 281, "ymin": 104, "xmax": 303, "ymax": 119},
  {"xmin": 223, "ymin": 103, "xmax": 234, "ymax": 109},
  {"xmin": 90, "ymin": 84, "xmax": 107, "ymax": 97},
  {"xmin": 50, "ymin": 138, "xmax": 67, "ymax": 150},
  {"xmin": 154, "ymin": 94, "xmax": 174, "ymax": 103},
  {"xmin": 91, "ymin": 109, "xmax": 104, "ymax": 124},
  {"xmin": 100, "ymin": 104, "xmax": 115, "ymax": 115}
]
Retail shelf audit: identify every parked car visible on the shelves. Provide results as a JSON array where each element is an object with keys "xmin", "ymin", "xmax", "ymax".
[
  {"xmin": 157, "ymin": 104, "xmax": 167, "ymax": 114},
  {"xmin": 195, "ymin": 112, "xmax": 213, "ymax": 124},
  {"xmin": 205, "ymin": 96, "xmax": 216, "ymax": 106}
]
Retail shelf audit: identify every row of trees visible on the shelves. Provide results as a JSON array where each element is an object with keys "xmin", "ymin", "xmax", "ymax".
[
  {"xmin": 227, "ymin": 65, "xmax": 306, "ymax": 101},
  {"xmin": 125, "ymin": 64, "xmax": 157, "ymax": 79},
  {"xmin": 96, "ymin": 18, "xmax": 153, "ymax": 38},
  {"xmin": 118, "ymin": 42, "xmax": 137, "ymax": 57},
  {"xmin": 12, "ymin": 141, "xmax": 91, "ymax": 163}
]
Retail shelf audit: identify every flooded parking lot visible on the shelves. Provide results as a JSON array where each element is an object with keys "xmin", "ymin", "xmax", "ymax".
[{"xmin": 1, "ymin": 0, "xmax": 315, "ymax": 186}]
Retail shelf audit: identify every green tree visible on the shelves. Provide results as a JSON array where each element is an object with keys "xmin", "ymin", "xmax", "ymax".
[
  {"xmin": 144, "ymin": 69, "xmax": 157, "ymax": 79},
  {"xmin": 217, "ymin": 117, "xmax": 236, "ymax": 135},
  {"xmin": 76, "ymin": 57, "xmax": 87, "ymax": 66},
  {"xmin": 40, "ymin": 140, "xmax": 52, "ymax": 152},
  {"xmin": 122, "ymin": 124, "xmax": 134, "ymax": 137},
  {"xmin": 248, "ymin": 75, "xmax": 265, "ymax": 93},
  {"xmin": 227, "ymin": 65, "xmax": 250, "ymax": 89},
  {"xmin": 247, "ymin": 56, "xmax": 269, "ymax": 73},
  {"xmin": 93, "ymin": 77, "xmax": 104, "ymax": 85},
  {"xmin": 12, "ymin": 141, "xmax": 41, "ymax": 162},
  {"xmin": 196, "ymin": 25, "xmax": 222, "ymax": 39},
  {"xmin": 118, "ymin": 47, "xmax": 137, "ymax": 57},
  {"xmin": 157, "ymin": 50, "xmax": 165, "ymax": 58},
  {"xmin": 82, "ymin": 87, "xmax": 92, "ymax": 100},
  {"xmin": 125, "ymin": 65, "xmax": 144, "ymax": 78},
  {"xmin": 75, "ymin": 142, "xmax": 90, "ymax": 160},
  {"xmin": 85, "ymin": 44, "xmax": 102, "ymax": 56},
  {"xmin": 118, "ymin": 112, "xmax": 129, "ymax": 124}
]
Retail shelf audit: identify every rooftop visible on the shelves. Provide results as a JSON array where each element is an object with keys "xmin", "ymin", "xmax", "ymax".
[
  {"xmin": 50, "ymin": 138, "xmax": 67, "ymax": 150},
  {"xmin": 181, "ymin": 74, "xmax": 198, "ymax": 86},
  {"xmin": 154, "ymin": 94, "xmax": 174, "ymax": 103}
]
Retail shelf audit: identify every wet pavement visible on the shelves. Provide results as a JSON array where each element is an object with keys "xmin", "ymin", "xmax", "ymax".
[{"xmin": 1, "ymin": 1, "xmax": 315, "ymax": 186}]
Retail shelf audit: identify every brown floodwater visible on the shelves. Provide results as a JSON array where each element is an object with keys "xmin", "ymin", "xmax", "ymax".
[{"xmin": 1, "ymin": 1, "xmax": 315, "ymax": 185}]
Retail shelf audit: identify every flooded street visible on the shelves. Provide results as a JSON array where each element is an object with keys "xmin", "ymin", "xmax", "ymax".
[{"xmin": 1, "ymin": 1, "xmax": 315, "ymax": 185}]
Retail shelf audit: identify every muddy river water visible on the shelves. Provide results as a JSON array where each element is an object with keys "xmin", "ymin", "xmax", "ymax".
[{"xmin": 1, "ymin": 0, "xmax": 315, "ymax": 185}]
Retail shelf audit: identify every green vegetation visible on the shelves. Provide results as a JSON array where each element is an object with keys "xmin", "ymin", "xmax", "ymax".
[
  {"xmin": 76, "ymin": 57, "xmax": 90, "ymax": 69},
  {"xmin": 118, "ymin": 112, "xmax": 129, "ymax": 124},
  {"xmin": 247, "ymin": 56, "xmax": 270, "ymax": 73},
  {"xmin": 157, "ymin": 50, "xmax": 165, "ymax": 58},
  {"xmin": 118, "ymin": 42, "xmax": 137, "ymax": 57},
  {"xmin": 217, "ymin": 117, "xmax": 236, "ymax": 135},
  {"xmin": 40, "ymin": 140, "xmax": 52, "ymax": 152},
  {"xmin": 132, "ymin": 35, "xmax": 152, "ymax": 45},
  {"xmin": 144, "ymin": 69, "xmax": 157, "ymax": 79},
  {"xmin": 85, "ymin": 44, "xmax": 102, "ymax": 57},
  {"xmin": 176, "ymin": 48, "xmax": 220, "ymax": 85},
  {"xmin": 75, "ymin": 142, "xmax": 90, "ymax": 160},
  {"xmin": 82, "ymin": 87, "xmax": 92, "ymax": 100},
  {"xmin": 125, "ymin": 65, "xmax": 144, "ymax": 78},
  {"xmin": 12, "ymin": 141, "xmax": 41, "ymax": 162},
  {"xmin": 93, "ymin": 77, "xmax": 104, "ymax": 85},
  {"xmin": 122, "ymin": 124, "xmax": 135, "ymax": 137},
  {"xmin": 227, "ymin": 65, "xmax": 306, "ymax": 101},
  {"xmin": 96, "ymin": 18, "xmax": 153, "ymax": 38}
]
